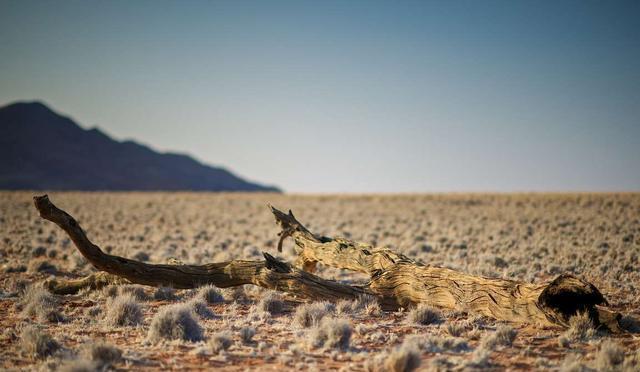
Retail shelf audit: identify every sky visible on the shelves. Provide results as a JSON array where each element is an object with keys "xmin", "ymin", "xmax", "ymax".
[{"xmin": 1, "ymin": 0, "xmax": 639, "ymax": 193}]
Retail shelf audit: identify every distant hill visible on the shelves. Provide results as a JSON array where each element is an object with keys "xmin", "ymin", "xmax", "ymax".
[{"xmin": 0, "ymin": 101, "xmax": 280, "ymax": 192}]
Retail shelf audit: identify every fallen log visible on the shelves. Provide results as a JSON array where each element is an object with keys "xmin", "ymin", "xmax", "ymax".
[
  {"xmin": 270, "ymin": 206, "xmax": 622, "ymax": 331},
  {"xmin": 33, "ymin": 195, "xmax": 375, "ymax": 304}
]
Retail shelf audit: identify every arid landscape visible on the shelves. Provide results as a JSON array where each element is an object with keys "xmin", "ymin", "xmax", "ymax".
[{"xmin": 1, "ymin": 192, "xmax": 639, "ymax": 371}]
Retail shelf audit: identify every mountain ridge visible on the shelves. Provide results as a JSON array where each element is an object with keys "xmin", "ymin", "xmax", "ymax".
[{"xmin": 0, "ymin": 101, "xmax": 281, "ymax": 192}]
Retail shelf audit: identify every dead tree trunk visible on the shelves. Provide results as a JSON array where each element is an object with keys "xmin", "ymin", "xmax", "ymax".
[
  {"xmin": 33, "ymin": 195, "xmax": 373, "ymax": 304},
  {"xmin": 33, "ymin": 195, "xmax": 621, "ymax": 331},
  {"xmin": 270, "ymin": 207, "xmax": 622, "ymax": 331}
]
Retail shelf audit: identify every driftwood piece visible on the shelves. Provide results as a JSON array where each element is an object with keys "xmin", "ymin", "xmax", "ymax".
[
  {"xmin": 270, "ymin": 206, "xmax": 622, "ymax": 331},
  {"xmin": 33, "ymin": 195, "xmax": 372, "ymax": 303}
]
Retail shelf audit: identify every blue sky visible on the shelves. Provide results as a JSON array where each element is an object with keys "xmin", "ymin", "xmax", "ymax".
[{"xmin": 1, "ymin": 0, "xmax": 639, "ymax": 192}]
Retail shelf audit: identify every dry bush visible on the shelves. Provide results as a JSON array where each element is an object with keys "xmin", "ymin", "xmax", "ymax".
[
  {"xmin": 27, "ymin": 259, "xmax": 57, "ymax": 274},
  {"xmin": 619, "ymin": 314, "xmax": 640, "ymax": 333},
  {"xmin": 422, "ymin": 335, "xmax": 470, "ymax": 353},
  {"xmin": 147, "ymin": 303, "xmax": 204, "ymax": 342},
  {"xmin": 480, "ymin": 325, "xmax": 517, "ymax": 349},
  {"xmin": 559, "ymin": 354, "xmax": 587, "ymax": 372},
  {"xmin": 307, "ymin": 317, "xmax": 352, "ymax": 350},
  {"xmin": 196, "ymin": 285, "xmax": 224, "ymax": 304},
  {"xmin": 19, "ymin": 325, "xmax": 60, "ymax": 359},
  {"xmin": 82, "ymin": 341, "xmax": 122, "ymax": 368},
  {"xmin": 104, "ymin": 293, "xmax": 143, "ymax": 326},
  {"xmin": 445, "ymin": 322, "xmax": 466, "ymax": 337},
  {"xmin": 209, "ymin": 332, "xmax": 233, "ymax": 353},
  {"xmin": 154, "ymin": 286, "xmax": 178, "ymax": 301},
  {"xmin": 119, "ymin": 285, "xmax": 150, "ymax": 301},
  {"xmin": 594, "ymin": 340, "xmax": 625, "ymax": 371},
  {"xmin": 293, "ymin": 301, "xmax": 335, "ymax": 328},
  {"xmin": 405, "ymin": 304, "xmax": 442, "ymax": 325},
  {"xmin": 464, "ymin": 348, "xmax": 491, "ymax": 369},
  {"xmin": 562, "ymin": 312, "xmax": 597, "ymax": 342},
  {"xmin": 189, "ymin": 299, "xmax": 216, "ymax": 319},
  {"xmin": 366, "ymin": 339, "xmax": 421, "ymax": 372},
  {"xmin": 19, "ymin": 286, "xmax": 64, "ymax": 323},
  {"xmin": 58, "ymin": 359, "xmax": 98, "ymax": 372},
  {"xmin": 239, "ymin": 327, "xmax": 256, "ymax": 344},
  {"xmin": 256, "ymin": 291, "xmax": 284, "ymax": 315}
]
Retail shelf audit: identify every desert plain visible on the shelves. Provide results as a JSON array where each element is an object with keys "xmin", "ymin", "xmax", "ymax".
[{"xmin": 0, "ymin": 192, "xmax": 639, "ymax": 371}]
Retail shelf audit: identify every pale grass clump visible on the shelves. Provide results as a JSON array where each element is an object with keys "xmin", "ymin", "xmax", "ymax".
[
  {"xmin": 147, "ymin": 303, "xmax": 204, "ymax": 342},
  {"xmin": 293, "ymin": 301, "xmax": 335, "ymax": 328},
  {"xmin": 209, "ymin": 332, "xmax": 233, "ymax": 353},
  {"xmin": 445, "ymin": 322, "xmax": 466, "ymax": 337},
  {"xmin": 81, "ymin": 341, "xmax": 122, "ymax": 368},
  {"xmin": 480, "ymin": 325, "xmax": 517, "ymax": 349},
  {"xmin": 422, "ymin": 335, "xmax": 470, "ymax": 353},
  {"xmin": 464, "ymin": 348, "xmax": 492, "ymax": 369},
  {"xmin": 19, "ymin": 286, "xmax": 65, "ymax": 323},
  {"xmin": 256, "ymin": 291, "xmax": 284, "ymax": 315},
  {"xmin": 104, "ymin": 293, "xmax": 143, "ymax": 327},
  {"xmin": 562, "ymin": 312, "xmax": 597, "ymax": 342},
  {"xmin": 189, "ymin": 299, "xmax": 216, "ymax": 319},
  {"xmin": 154, "ymin": 286, "xmax": 178, "ymax": 301},
  {"xmin": 594, "ymin": 340, "xmax": 625, "ymax": 371},
  {"xmin": 405, "ymin": 304, "xmax": 442, "ymax": 325},
  {"xmin": 58, "ymin": 359, "xmax": 99, "ymax": 372},
  {"xmin": 196, "ymin": 285, "xmax": 224, "ymax": 304},
  {"xmin": 19, "ymin": 325, "xmax": 60, "ymax": 359},
  {"xmin": 239, "ymin": 326, "xmax": 256, "ymax": 344},
  {"xmin": 559, "ymin": 354, "xmax": 586, "ymax": 372},
  {"xmin": 366, "ymin": 338, "xmax": 421, "ymax": 372},
  {"xmin": 119, "ymin": 285, "xmax": 150, "ymax": 301},
  {"xmin": 307, "ymin": 317, "xmax": 352, "ymax": 350}
]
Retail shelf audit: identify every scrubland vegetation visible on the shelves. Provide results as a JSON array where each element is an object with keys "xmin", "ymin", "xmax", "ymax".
[{"xmin": 1, "ymin": 192, "xmax": 639, "ymax": 370}]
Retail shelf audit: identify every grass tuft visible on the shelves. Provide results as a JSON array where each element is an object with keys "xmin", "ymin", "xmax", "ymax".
[{"xmin": 147, "ymin": 303, "xmax": 204, "ymax": 342}]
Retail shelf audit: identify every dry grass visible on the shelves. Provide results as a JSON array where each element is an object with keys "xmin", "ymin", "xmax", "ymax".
[
  {"xmin": 147, "ymin": 303, "xmax": 204, "ymax": 342},
  {"xmin": 1, "ymin": 192, "xmax": 639, "ymax": 370},
  {"xmin": 104, "ymin": 293, "xmax": 143, "ymax": 326}
]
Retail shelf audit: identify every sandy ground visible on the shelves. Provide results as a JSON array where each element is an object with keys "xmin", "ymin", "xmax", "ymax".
[{"xmin": 0, "ymin": 192, "xmax": 639, "ymax": 371}]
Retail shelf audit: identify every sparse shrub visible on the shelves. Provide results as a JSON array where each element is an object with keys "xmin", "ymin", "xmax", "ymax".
[
  {"xmin": 27, "ymin": 259, "xmax": 57, "ymax": 274},
  {"xmin": 383, "ymin": 340, "xmax": 421, "ymax": 372},
  {"xmin": 256, "ymin": 291, "xmax": 284, "ymax": 315},
  {"xmin": 563, "ymin": 311, "xmax": 597, "ymax": 342},
  {"xmin": 239, "ymin": 327, "xmax": 256, "ymax": 344},
  {"xmin": 481, "ymin": 325, "xmax": 517, "ymax": 349},
  {"xmin": 102, "ymin": 285, "xmax": 119, "ymax": 298},
  {"xmin": 196, "ymin": 285, "xmax": 224, "ymax": 304},
  {"xmin": 465, "ymin": 348, "xmax": 491, "ymax": 369},
  {"xmin": 83, "ymin": 341, "xmax": 122, "ymax": 367},
  {"xmin": 31, "ymin": 246, "xmax": 46, "ymax": 257},
  {"xmin": 422, "ymin": 335, "xmax": 470, "ymax": 353},
  {"xmin": 154, "ymin": 286, "xmax": 177, "ymax": 301},
  {"xmin": 147, "ymin": 303, "xmax": 204, "ymax": 342},
  {"xmin": 189, "ymin": 299, "xmax": 215, "ymax": 319},
  {"xmin": 58, "ymin": 359, "xmax": 99, "ymax": 372},
  {"xmin": 307, "ymin": 317, "xmax": 352, "ymax": 350},
  {"xmin": 559, "ymin": 354, "xmax": 586, "ymax": 372},
  {"xmin": 336, "ymin": 299, "xmax": 356, "ymax": 315},
  {"xmin": 19, "ymin": 325, "xmax": 60, "ymax": 359},
  {"xmin": 594, "ymin": 340, "xmax": 625, "ymax": 371},
  {"xmin": 209, "ymin": 332, "xmax": 233, "ymax": 353},
  {"xmin": 293, "ymin": 301, "xmax": 334, "ymax": 328},
  {"xmin": 119, "ymin": 285, "xmax": 150, "ymax": 301},
  {"xmin": 104, "ymin": 293, "xmax": 143, "ymax": 326},
  {"xmin": 405, "ymin": 304, "xmax": 442, "ymax": 325},
  {"xmin": 19, "ymin": 286, "xmax": 64, "ymax": 323},
  {"xmin": 446, "ymin": 322, "xmax": 466, "ymax": 337}
]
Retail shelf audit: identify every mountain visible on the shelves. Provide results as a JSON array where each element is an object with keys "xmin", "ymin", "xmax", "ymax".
[{"xmin": 0, "ymin": 101, "xmax": 280, "ymax": 192}]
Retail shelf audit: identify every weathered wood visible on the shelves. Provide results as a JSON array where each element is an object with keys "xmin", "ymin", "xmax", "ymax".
[
  {"xmin": 270, "ymin": 206, "xmax": 622, "ymax": 330},
  {"xmin": 33, "ymin": 195, "xmax": 373, "ymax": 304}
]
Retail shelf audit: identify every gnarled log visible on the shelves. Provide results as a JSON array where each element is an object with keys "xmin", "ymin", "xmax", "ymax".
[
  {"xmin": 270, "ymin": 206, "xmax": 622, "ymax": 331},
  {"xmin": 33, "ymin": 195, "xmax": 374, "ymax": 304}
]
